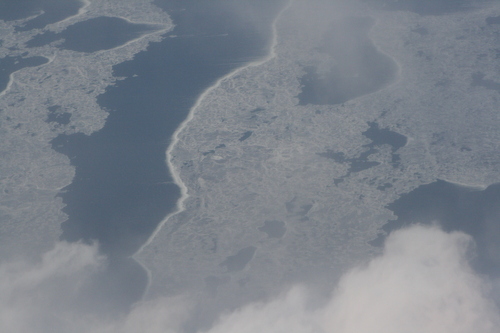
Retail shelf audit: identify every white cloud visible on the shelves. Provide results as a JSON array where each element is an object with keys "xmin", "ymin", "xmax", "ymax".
[
  {"xmin": 205, "ymin": 226, "xmax": 500, "ymax": 333},
  {"xmin": 94, "ymin": 297, "xmax": 191, "ymax": 333},
  {"xmin": 0, "ymin": 242, "xmax": 104, "ymax": 333},
  {"xmin": 1, "ymin": 225, "xmax": 499, "ymax": 333},
  {"xmin": 318, "ymin": 226, "xmax": 500, "ymax": 333}
]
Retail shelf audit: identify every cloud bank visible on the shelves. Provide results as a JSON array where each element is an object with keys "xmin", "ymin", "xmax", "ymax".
[
  {"xmin": 1, "ymin": 225, "xmax": 499, "ymax": 333},
  {"xmin": 0, "ymin": 242, "xmax": 104, "ymax": 333}
]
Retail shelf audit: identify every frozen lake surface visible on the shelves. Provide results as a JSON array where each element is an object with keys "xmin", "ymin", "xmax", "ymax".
[{"xmin": 1, "ymin": 0, "xmax": 500, "ymax": 330}]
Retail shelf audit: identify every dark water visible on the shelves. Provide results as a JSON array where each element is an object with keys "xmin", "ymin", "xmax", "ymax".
[
  {"xmin": 0, "ymin": 0, "xmax": 83, "ymax": 30},
  {"xmin": 362, "ymin": 0, "xmax": 473, "ymax": 15},
  {"xmin": 363, "ymin": 122, "xmax": 407, "ymax": 150},
  {"xmin": 472, "ymin": 72, "xmax": 500, "ymax": 93},
  {"xmin": 258, "ymin": 220, "xmax": 286, "ymax": 238},
  {"xmin": 27, "ymin": 17, "xmax": 158, "ymax": 53},
  {"xmin": 220, "ymin": 246, "xmax": 257, "ymax": 272},
  {"xmin": 318, "ymin": 122, "xmax": 407, "ymax": 182},
  {"xmin": 46, "ymin": 105, "xmax": 71, "ymax": 125},
  {"xmin": 486, "ymin": 16, "xmax": 500, "ymax": 25},
  {"xmin": 51, "ymin": 0, "xmax": 285, "ymax": 312},
  {"xmin": 363, "ymin": 121, "xmax": 407, "ymax": 168},
  {"xmin": 379, "ymin": 180, "xmax": 500, "ymax": 277},
  {"xmin": 0, "ymin": 55, "xmax": 48, "ymax": 93},
  {"xmin": 239, "ymin": 131, "xmax": 253, "ymax": 142},
  {"xmin": 0, "ymin": 0, "xmax": 41, "ymax": 21},
  {"xmin": 297, "ymin": 17, "xmax": 398, "ymax": 106}
]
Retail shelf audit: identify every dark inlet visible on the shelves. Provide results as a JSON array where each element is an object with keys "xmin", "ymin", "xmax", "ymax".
[{"xmin": 50, "ymin": 0, "xmax": 286, "ymax": 313}]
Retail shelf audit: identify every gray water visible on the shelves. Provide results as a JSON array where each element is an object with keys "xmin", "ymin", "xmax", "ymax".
[
  {"xmin": 0, "ymin": 0, "xmax": 83, "ymax": 31},
  {"xmin": 258, "ymin": 220, "xmax": 287, "ymax": 238},
  {"xmin": 486, "ymin": 16, "xmax": 500, "ymax": 24},
  {"xmin": 318, "ymin": 122, "xmax": 407, "ymax": 184},
  {"xmin": 362, "ymin": 0, "xmax": 474, "ymax": 16},
  {"xmin": 220, "ymin": 246, "xmax": 257, "ymax": 272},
  {"xmin": 472, "ymin": 72, "xmax": 500, "ymax": 93},
  {"xmin": 27, "ymin": 16, "xmax": 158, "ymax": 52}
]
